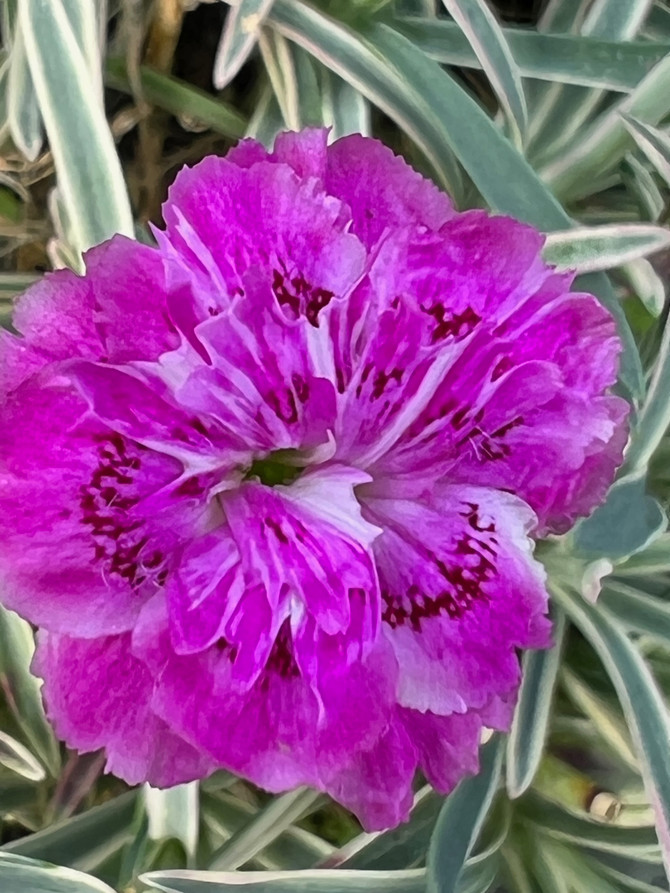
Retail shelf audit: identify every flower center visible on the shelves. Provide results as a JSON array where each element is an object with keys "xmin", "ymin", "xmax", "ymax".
[{"xmin": 246, "ymin": 450, "xmax": 303, "ymax": 487}]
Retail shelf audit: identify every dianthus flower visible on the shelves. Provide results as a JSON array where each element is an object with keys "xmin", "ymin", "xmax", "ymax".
[{"xmin": 0, "ymin": 130, "xmax": 627, "ymax": 829}]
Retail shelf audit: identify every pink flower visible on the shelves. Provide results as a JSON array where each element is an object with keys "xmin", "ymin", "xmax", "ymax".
[{"xmin": 0, "ymin": 129, "xmax": 627, "ymax": 829}]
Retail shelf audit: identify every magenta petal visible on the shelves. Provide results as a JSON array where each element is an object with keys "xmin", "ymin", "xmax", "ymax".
[
  {"xmin": 325, "ymin": 133, "xmax": 455, "ymax": 247},
  {"xmin": 361, "ymin": 483, "xmax": 549, "ymax": 715},
  {"xmin": 35, "ymin": 631, "xmax": 214, "ymax": 786}
]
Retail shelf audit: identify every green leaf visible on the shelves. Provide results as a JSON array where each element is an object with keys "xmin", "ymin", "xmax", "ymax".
[
  {"xmin": 0, "ymin": 853, "xmax": 116, "ymax": 893},
  {"xmin": 542, "ymin": 52, "xmax": 670, "ymax": 202},
  {"xmin": 321, "ymin": 70, "xmax": 370, "ymax": 138},
  {"xmin": 507, "ymin": 610, "xmax": 566, "ymax": 798},
  {"xmin": 622, "ymin": 114, "xmax": 670, "ymax": 189},
  {"xmin": 105, "ymin": 58, "xmax": 247, "ymax": 140},
  {"xmin": 625, "ymin": 315, "xmax": 670, "ymax": 474},
  {"xmin": 600, "ymin": 580, "xmax": 670, "ymax": 644},
  {"xmin": 0, "ymin": 731, "xmax": 46, "ymax": 782},
  {"xmin": 2, "ymin": 791, "xmax": 138, "ymax": 872},
  {"xmin": 201, "ymin": 791, "xmax": 332, "ymax": 871},
  {"xmin": 526, "ymin": 0, "xmax": 655, "ymax": 165},
  {"xmin": 554, "ymin": 585, "xmax": 670, "ymax": 883},
  {"xmin": 6, "ymin": 21, "xmax": 42, "ymax": 160},
  {"xmin": 0, "ymin": 605, "xmax": 60, "ymax": 777},
  {"xmin": 19, "ymin": 0, "xmax": 133, "ymax": 257},
  {"xmin": 396, "ymin": 19, "xmax": 670, "ymax": 91},
  {"xmin": 426, "ymin": 737, "xmax": 502, "ymax": 893},
  {"xmin": 573, "ymin": 476, "xmax": 667, "ymax": 562},
  {"xmin": 621, "ymin": 259, "xmax": 665, "ymax": 319},
  {"xmin": 334, "ymin": 786, "xmax": 442, "ymax": 869},
  {"xmin": 145, "ymin": 783, "xmax": 200, "ymax": 863},
  {"xmin": 213, "ymin": 0, "xmax": 276, "ymax": 89},
  {"xmin": 520, "ymin": 793, "xmax": 661, "ymax": 859},
  {"xmin": 440, "ymin": 0, "xmax": 528, "ymax": 146},
  {"xmin": 208, "ymin": 788, "xmax": 321, "ymax": 870},
  {"xmin": 561, "ymin": 666, "xmax": 638, "ymax": 769},
  {"xmin": 140, "ymin": 868, "xmax": 427, "ymax": 893},
  {"xmin": 543, "ymin": 224, "xmax": 670, "ymax": 273}
]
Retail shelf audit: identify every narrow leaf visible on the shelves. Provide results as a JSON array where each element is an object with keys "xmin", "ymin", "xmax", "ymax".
[
  {"xmin": 543, "ymin": 53, "xmax": 670, "ymax": 201},
  {"xmin": 145, "ymin": 783, "xmax": 200, "ymax": 862},
  {"xmin": 140, "ymin": 868, "xmax": 427, "ymax": 893},
  {"xmin": 440, "ymin": 0, "xmax": 527, "ymax": 145},
  {"xmin": 6, "ymin": 22, "xmax": 42, "ymax": 160},
  {"xmin": 105, "ymin": 58, "xmax": 247, "ymax": 139},
  {"xmin": 543, "ymin": 224, "xmax": 670, "ymax": 273},
  {"xmin": 555, "ymin": 585, "xmax": 670, "ymax": 884},
  {"xmin": 214, "ymin": 0, "xmax": 276, "ymax": 89},
  {"xmin": 0, "ymin": 731, "xmax": 46, "ymax": 782},
  {"xmin": 621, "ymin": 259, "xmax": 665, "ymax": 318},
  {"xmin": 507, "ymin": 610, "xmax": 566, "ymax": 798},
  {"xmin": 622, "ymin": 114, "xmax": 670, "ymax": 189},
  {"xmin": 396, "ymin": 19, "xmax": 670, "ymax": 92},
  {"xmin": 20, "ymin": 0, "xmax": 133, "ymax": 256},
  {"xmin": 209, "ymin": 788, "xmax": 321, "ymax": 870},
  {"xmin": 625, "ymin": 315, "xmax": 670, "ymax": 474},
  {"xmin": 0, "ymin": 605, "xmax": 60, "ymax": 776},
  {"xmin": 600, "ymin": 580, "xmax": 670, "ymax": 644},
  {"xmin": 426, "ymin": 737, "xmax": 502, "ymax": 893},
  {"xmin": 0, "ymin": 854, "xmax": 116, "ymax": 893}
]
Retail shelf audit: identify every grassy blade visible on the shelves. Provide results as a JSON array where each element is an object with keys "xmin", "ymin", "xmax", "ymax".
[
  {"xmin": 543, "ymin": 224, "xmax": 670, "ymax": 273},
  {"xmin": 105, "ymin": 58, "xmax": 246, "ymax": 139},
  {"xmin": 0, "ymin": 605, "xmax": 60, "ymax": 777},
  {"xmin": 622, "ymin": 115, "xmax": 670, "ymax": 189},
  {"xmin": 145, "ymin": 783, "xmax": 200, "ymax": 862},
  {"xmin": 440, "ymin": 0, "xmax": 527, "ymax": 146},
  {"xmin": 2, "ymin": 791, "xmax": 138, "ymax": 871},
  {"xmin": 321, "ymin": 70, "xmax": 370, "ymax": 138},
  {"xmin": 426, "ymin": 738, "xmax": 502, "ymax": 893},
  {"xmin": 520, "ymin": 793, "xmax": 661, "ymax": 859},
  {"xmin": 600, "ymin": 580, "xmax": 670, "ymax": 644},
  {"xmin": 396, "ymin": 19, "xmax": 670, "ymax": 91},
  {"xmin": 20, "ymin": 0, "xmax": 133, "ymax": 255},
  {"xmin": 0, "ymin": 731, "xmax": 46, "ymax": 782},
  {"xmin": 527, "ymin": 0, "xmax": 654, "ymax": 163},
  {"xmin": 0, "ymin": 854, "xmax": 115, "ymax": 893},
  {"xmin": 542, "ymin": 52, "xmax": 670, "ymax": 201},
  {"xmin": 507, "ymin": 610, "xmax": 566, "ymax": 798},
  {"xmin": 6, "ymin": 21, "xmax": 42, "ymax": 160},
  {"xmin": 213, "ymin": 0, "xmax": 276, "ymax": 89},
  {"xmin": 208, "ymin": 788, "xmax": 321, "ymax": 870},
  {"xmin": 621, "ymin": 259, "xmax": 665, "ymax": 318},
  {"xmin": 141, "ymin": 868, "xmax": 427, "ymax": 893},
  {"xmin": 625, "ymin": 314, "xmax": 670, "ymax": 473},
  {"xmin": 555, "ymin": 585, "xmax": 670, "ymax": 884}
]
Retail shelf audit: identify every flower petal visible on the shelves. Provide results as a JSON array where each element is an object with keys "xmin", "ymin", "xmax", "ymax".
[
  {"xmin": 360, "ymin": 483, "xmax": 549, "ymax": 716},
  {"xmin": 0, "ymin": 379, "xmax": 208, "ymax": 637},
  {"xmin": 35, "ymin": 631, "xmax": 214, "ymax": 787}
]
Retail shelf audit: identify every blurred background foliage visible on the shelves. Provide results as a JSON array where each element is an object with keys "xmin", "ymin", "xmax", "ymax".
[{"xmin": 2, "ymin": 1, "xmax": 670, "ymax": 891}]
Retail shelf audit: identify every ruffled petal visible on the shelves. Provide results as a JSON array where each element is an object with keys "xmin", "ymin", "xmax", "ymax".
[
  {"xmin": 175, "ymin": 273, "xmax": 338, "ymax": 455},
  {"xmin": 222, "ymin": 465, "xmax": 381, "ymax": 643},
  {"xmin": 135, "ymin": 597, "xmax": 398, "ymax": 794},
  {"xmin": 35, "ymin": 631, "xmax": 214, "ymax": 787},
  {"xmin": 325, "ymin": 133, "xmax": 455, "ymax": 248},
  {"xmin": 360, "ymin": 483, "xmax": 549, "ymax": 716},
  {"xmin": 160, "ymin": 154, "xmax": 366, "ymax": 328},
  {"xmin": 0, "ymin": 378, "xmax": 210, "ymax": 637}
]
